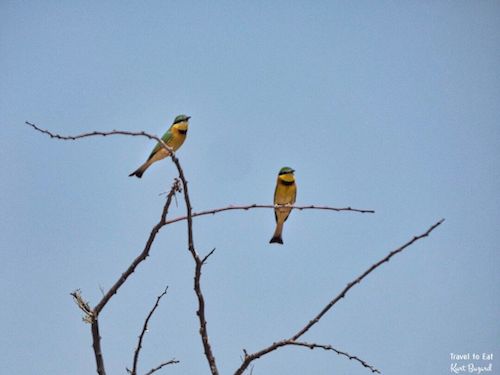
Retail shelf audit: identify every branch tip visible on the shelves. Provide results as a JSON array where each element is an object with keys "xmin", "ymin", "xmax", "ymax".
[
  {"xmin": 130, "ymin": 287, "xmax": 170, "ymax": 375},
  {"xmin": 70, "ymin": 289, "xmax": 94, "ymax": 323}
]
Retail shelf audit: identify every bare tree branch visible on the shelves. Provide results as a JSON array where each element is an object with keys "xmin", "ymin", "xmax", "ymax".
[
  {"xmin": 143, "ymin": 359, "xmax": 180, "ymax": 375},
  {"xmin": 71, "ymin": 290, "xmax": 105, "ymax": 375},
  {"xmin": 26, "ymin": 122, "xmax": 221, "ymax": 375},
  {"xmin": 27, "ymin": 121, "xmax": 429, "ymax": 375},
  {"xmin": 290, "ymin": 341, "xmax": 380, "ymax": 373},
  {"xmin": 234, "ymin": 219, "xmax": 445, "ymax": 375},
  {"xmin": 130, "ymin": 287, "xmax": 169, "ymax": 375},
  {"xmin": 27, "ymin": 120, "xmax": 184, "ymax": 375},
  {"xmin": 70, "ymin": 289, "xmax": 94, "ymax": 323},
  {"xmin": 25, "ymin": 121, "xmax": 181, "ymax": 314},
  {"xmin": 290, "ymin": 218, "xmax": 445, "ymax": 341},
  {"xmin": 94, "ymin": 179, "xmax": 181, "ymax": 315},
  {"xmin": 26, "ymin": 121, "xmax": 374, "ymax": 218},
  {"xmin": 163, "ymin": 204, "xmax": 374, "ymax": 226},
  {"xmin": 25, "ymin": 121, "xmax": 174, "ymax": 152},
  {"xmin": 201, "ymin": 248, "xmax": 216, "ymax": 265},
  {"xmin": 91, "ymin": 319, "xmax": 106, "ymax": 375},
  {"xmin": 171, "ymin": 153, "xmax": 220, "ymax": 375}
]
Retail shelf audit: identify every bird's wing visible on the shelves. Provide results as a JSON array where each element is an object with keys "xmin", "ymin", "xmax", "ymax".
[
  {"xmin": 148, "ymin": 128, "xmax": 173, "ymax": 159},
  {"xmin": 273, "ymin": 183, "xmax": 279, "ymax": 221}
]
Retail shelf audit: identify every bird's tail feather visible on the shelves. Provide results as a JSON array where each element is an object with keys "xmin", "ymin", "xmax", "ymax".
[
  {"xmin": 269, "ymin": 223, "xmax": 284, "ymax": 244},
  {"xmin": 129, "ymin": 168, "xmax": 144, "ymax": 178},
  {"xmin": 128, "ymin": 162, "xmax": 149, "ymax": 178}
]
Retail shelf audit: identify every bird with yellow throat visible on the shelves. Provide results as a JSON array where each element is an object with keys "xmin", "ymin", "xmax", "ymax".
[
  {"xmin": 270, "ymin": 167, "xmax": 297, "ymax": 244},
  {"xmin": 129, "ymin": 114, "xmax": 190, "ymax": 178}
]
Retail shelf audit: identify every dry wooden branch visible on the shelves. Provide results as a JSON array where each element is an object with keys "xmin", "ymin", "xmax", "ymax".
[
  {"xmin": 25, "ymin": 121, "xmax": 174, "ymax": 153},
  {"xmin": 233, "ymin": 219, "xmax": 445, "ymax": 375},
  {"xmin": 26, "ymin": 122, "xmax": 221, "ymax": 375},
  {"xmin": 129, "ymin": 287, "xmax": 169, "ymax": 375},
  {"xmin": 144, "ymin": 359, "xmax": 179, "ymax": 375},
  {"xmin": 290, "ymin": 341, "xmax": 380, "ymax": 373},
  {"xmin": 27, "ymin": 121, "xmax": 435, "ymax": 375},
  {"xmin": 94, "ymin": 179, "xmax": 181, "ymax": 315},
  {"xmin": 163, "ymin": 204, "xmax": 374, "ymax": 226},
  {"xmin": 172, "ymin": 150, "xmax": 220, "ymax": 375},
  {"xmin": 91, "ymin": 319, "xmax": 105, "ymax": 375}
]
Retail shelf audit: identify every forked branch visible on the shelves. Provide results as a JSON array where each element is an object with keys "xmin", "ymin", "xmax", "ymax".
[
  {"xmin": 128, "ymin": 287, "xmax": 172, "ymax": 375},
  {"xmin": 94, "ymin": 178, "xmax": 181, "ymax": 315},
  {"xmin": 26, "ymin": 122, "xmax": 220, "ymax": 375},
  {"xmin": 234, "ymin": 219, "xmax": 445, "ymax": 375},
  {"xmin": 27, "ymin": 121, "xmax": 433, "ymax": 375}
]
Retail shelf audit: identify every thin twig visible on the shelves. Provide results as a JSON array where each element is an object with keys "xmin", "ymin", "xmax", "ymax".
[
  {"xmin": 25, "ymin": 121, "xmax": 173, "ymax": 152},
  {"xmin": 234, "ymin": 219, "xmax": 445, "ymax": 375},
  {"xmin": 130, "ymin": 287, "xmax": 169, "ymax": 375},
  {"xmin": 143, "ymin": 359, "xmax": 180, "ymax": 375},
  {"xmin": 164, "ymin": 204, "xmax": 374, "ymax": 226},
  {"xmin": 201, "ymin": 248, "xmax": 216, "ymax": 265},
  {"xmin": 291, "ymin": 219, "xmax": 445, "ymax": 341},
  {"xmin": 70, "ymin": 289, "xmax": 94, "ymax": 323},
  {"xmin": 290, "ymin": 341, "xmax": 380, "ymax": 373}
]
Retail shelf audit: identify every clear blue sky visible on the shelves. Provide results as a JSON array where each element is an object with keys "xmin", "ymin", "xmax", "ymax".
[{"xmin": 1, "ymin": 1, "xmax": 499, "ymax": 374}]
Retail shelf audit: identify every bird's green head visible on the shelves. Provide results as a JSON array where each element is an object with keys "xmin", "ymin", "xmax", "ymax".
[
  {"xmin": 278, "ymin": 167, "xmax": 295, "ymax": 175},
  {"xmin": 173, "ymin": 114, "xmax": 191, "ymax": 124}
]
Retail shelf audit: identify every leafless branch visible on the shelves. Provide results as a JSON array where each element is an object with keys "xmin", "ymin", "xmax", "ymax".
[
  {"xmin": 92, "ymin": 178, "xmax": 180, "ymax": 375},
  {"xmin": 26, "ymin": 120, "xmax": 374, "ymax": 218},
  {"xmin": 70, "ymin": 289, "xmax": 94, "ymax": 323},
  {"xmin": 163, "ymin": 204, "xmax": 374, "ymax": 226},
  {"xmin": 94, "ymin": 179, "xmax": 181, "ymax": 315},
  {"xmin": 26, "ymin": 122, "xmax": 184, "ymax": 375},
  {"xmin": 91, "ymin": 319, "xmax": 106, "ymax": 375},
  {"xmin": 143, "ymin": 359, "xmax": 180, "ymax": 375},
  {"xmin": 201, "ymin": 248, "xmax": 216, "ymax": 265},
  {"xmin": 25, "ymin": 121, "xmax": 174, "ymax": 152},
  {"xmin": 172, "ymin": 155, "xmax": 220, "ymax": 375},
  {"xmin": 290, "ymin": 341, "xmax": 380, "ymax": 373},
  {"xmin": 28, "ymin": 121, "xmax": 428, "ymax": 375},
  {"xmin": 71, "ymin": 290, "xmax": 105, "ymax": 374},
  {"xmin": 234, "ymin": 219, "xmax": 445, "ymax": 375},
  {"xmin": 26, "ymin": 122, "xmax": 220, "ymax": 375},
  {"xmin": 130, "ymin": 287, "xmax": 169, "ymax": 375},
  {"xmin": 291, "ymin": 218, "xmax": 445, "ymax": 341},
  {"xmin": 26, "ymin": 121, "xmax": 181, "ymax": 315}
]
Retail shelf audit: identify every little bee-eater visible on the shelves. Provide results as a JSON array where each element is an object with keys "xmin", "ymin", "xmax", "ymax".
[
  {"xmin": 129, "ymin": 114, "xmax": 191, "ymax": 178},
  {"xmin": 270, "ymin": 167, "xmax": 297, "ymax": 244}
]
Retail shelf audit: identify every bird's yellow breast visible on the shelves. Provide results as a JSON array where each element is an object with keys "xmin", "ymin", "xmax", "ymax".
[
  {"xmin": 275, "ymin": 174, "xmax": 296, "ymax": 205},
  {"xmin": 169, "ymin": 122, "xmax": 188, "ymax": 150}
]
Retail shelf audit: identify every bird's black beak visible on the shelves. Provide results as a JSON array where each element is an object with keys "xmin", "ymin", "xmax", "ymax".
[{"xmin": 186, "ymin": 116, "xmax": 191, "ymax": 120}]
